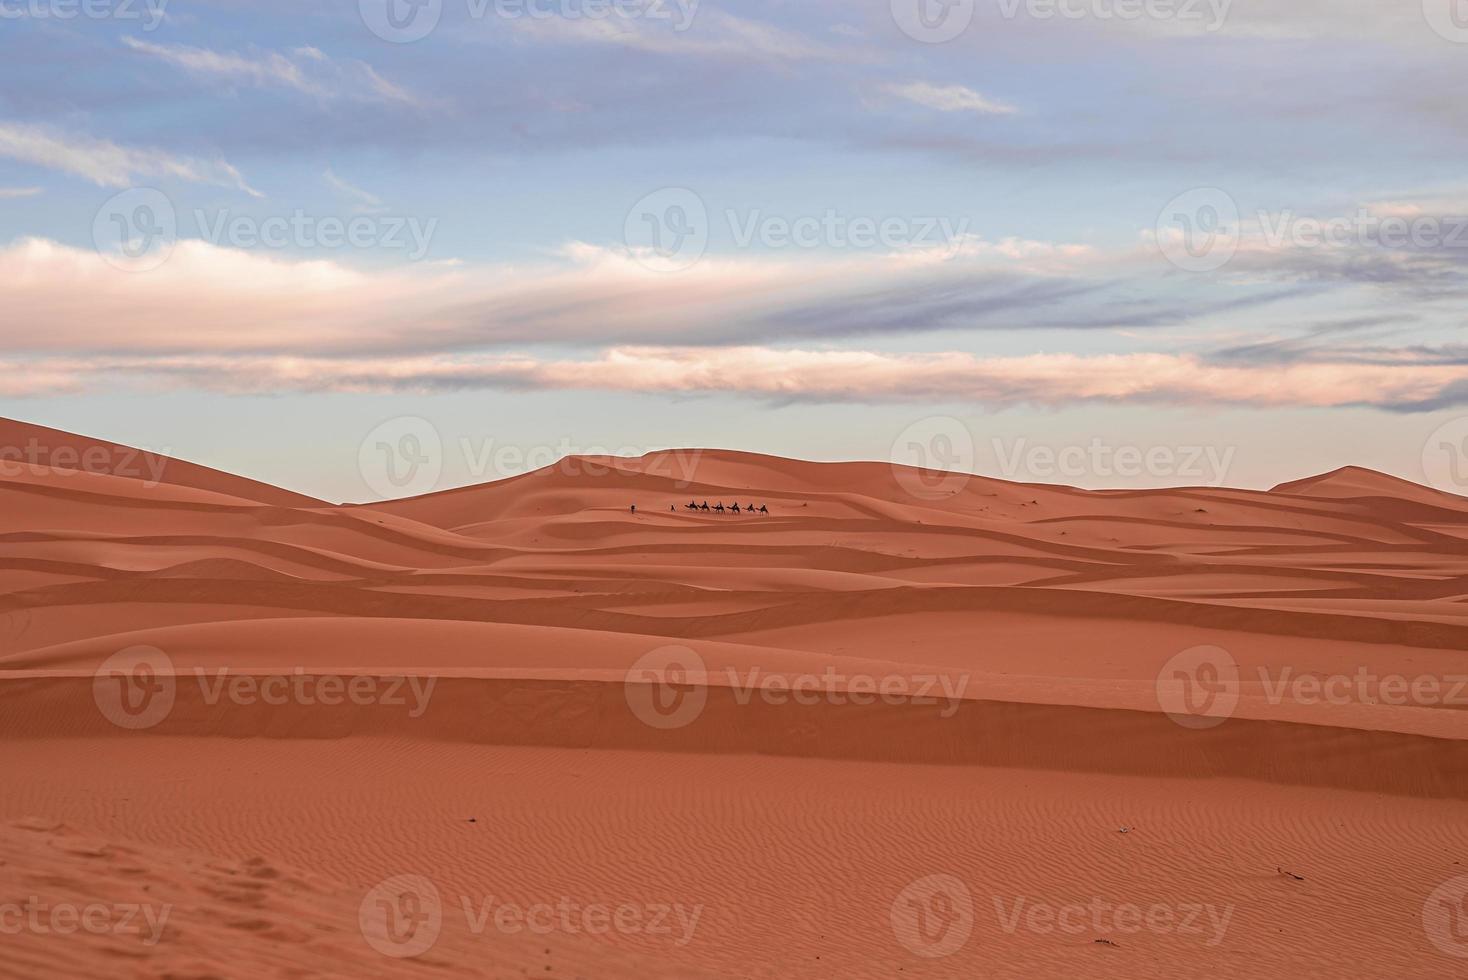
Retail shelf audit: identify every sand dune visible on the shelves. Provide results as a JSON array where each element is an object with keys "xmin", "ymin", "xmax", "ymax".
[{"xmin": 2, "ymin": 418, "xmax": 1467, "ymax": 977}]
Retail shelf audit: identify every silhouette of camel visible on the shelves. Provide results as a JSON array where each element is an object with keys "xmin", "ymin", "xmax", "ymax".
[
  {"xmin": 714, "ymin": 503, "xmax": 725, "ymax": 513},
  {"xmin": 746, "ymin": 503, "xmax": 757, "ymax": 513},
  {"xmin": 731, "ymin": 503, "xmax": 741, "ymax": 514},
  {"xmin": 759, "ymin": 505, "xmax": 768, "ymax": 514},
  {"xmin": 686, "ymin": 501, "xmax": 699, "ymax": 511},
  {"xmin": 700, "ymin": 501, "xmax": 711, "ymax": 511}
]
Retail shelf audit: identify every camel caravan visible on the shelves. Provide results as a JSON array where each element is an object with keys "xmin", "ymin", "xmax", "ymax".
[
  {"xmin": 687, "ymin": 500, "xmax": 769, "ymax": 514},
  {"xmin": 634, "ymin": 501, "xmax": 771, "ymax": 515}
]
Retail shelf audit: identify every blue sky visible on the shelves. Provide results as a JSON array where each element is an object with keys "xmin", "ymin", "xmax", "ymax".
[{"xmin": 3, "ymin": 0, "xmax": 1468, "ymax": 501}]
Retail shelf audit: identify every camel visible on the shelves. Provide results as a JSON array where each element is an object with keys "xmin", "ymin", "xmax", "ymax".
[
  {"xmin": 731, "ymin": 503, "xmax": 741, "ymax": 514},
  {"xmin": 714, "ymin": 503, "xmax": 725, "ymax": 513},
  {"xmin": 686, "ymin": 501, "xmax": 699, "ymax": 511},
  {"xmin": 700, "ymin": 501, "xmax": 711, "ymax": 511},
  {"xmin": 759, "ymin": 505, "xmax": 768, "ymax": 514}
]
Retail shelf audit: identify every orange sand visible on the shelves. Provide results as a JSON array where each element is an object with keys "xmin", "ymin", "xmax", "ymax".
[{"xmin": 1, "ymin": 417, "xmax": 1466, "ymax": 978}]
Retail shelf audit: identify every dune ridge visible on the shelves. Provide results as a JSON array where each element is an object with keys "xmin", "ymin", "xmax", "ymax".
[{"xmin": 3, "ymin": 417, "xmax": 1468, "ymax": 978}]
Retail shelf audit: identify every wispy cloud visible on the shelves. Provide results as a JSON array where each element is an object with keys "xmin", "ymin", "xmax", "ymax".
[
  {"xmin": 121, "ymin": 37, "xmax": 419, "ymax": 106},
  {"xmin": 508, "ymin": 10, "xmax": 867, "ymax": 63},
  {"xmin": 323, "ymin": 169, "xmax": 386, "ymax": 214},
  {"xmin": 7, "ymin": 347, "xmax": 1467, "ymax": 412},
  {"xmin": 0, "ymin": 123, "xmax": 260, "ymax": 196},
  {"xmin": 0, "ymin": 186, "xmax": 42, "ymax": 199},
  {"xmin": 884, "ymin": 82, "xmax": 1017, "ymax": 116}
]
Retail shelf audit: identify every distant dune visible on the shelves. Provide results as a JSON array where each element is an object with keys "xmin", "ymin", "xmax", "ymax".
[{"xmin": 2, "ymin": 418, "xmax": 1466, "ymax": 979}]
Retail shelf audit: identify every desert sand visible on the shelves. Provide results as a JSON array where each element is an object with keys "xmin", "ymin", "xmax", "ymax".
[{"xmin": 2, "ymin": 416, "xmax": 1467, "ymax": 978}]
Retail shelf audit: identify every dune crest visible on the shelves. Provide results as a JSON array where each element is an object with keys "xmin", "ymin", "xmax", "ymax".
[{"xmin": 3, "ymin": 419, "xmax": 1467, "ymax": 978}]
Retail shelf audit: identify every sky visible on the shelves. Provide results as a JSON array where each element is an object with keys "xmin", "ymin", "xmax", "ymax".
[{"xmin": 3, "ymin": 0, "xmax": 1468, "ymax": 502}]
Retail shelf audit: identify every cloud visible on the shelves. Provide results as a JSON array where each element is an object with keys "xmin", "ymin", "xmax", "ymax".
[
  {"xmin": 883, "ymin": 82, "xmax": 1017, "ymax": 116},
  {"xmin": 0, "ymin": 123, "xmax": 260, "ymax": 196},
  {"xmin": 7, "ymin": 346, "xmax": 1466, "ymax": 412},
  {"xmin": 323, "ymin": 169, "xmax": 386, "ymax": 214},
  {"xmin": 121, "ymin": 38, "xmax": 419, "ymax": 106},
  {"xmin": 0, "ymin": 186, "xmax": 41, "ymax": 199},
  {"xmin": 507, "ymin": 9, "xmax": 867, "ymax": 63},
  {"xmin": 0, "ymin": 234, "xmax": 1169, "ymax": 357}
]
